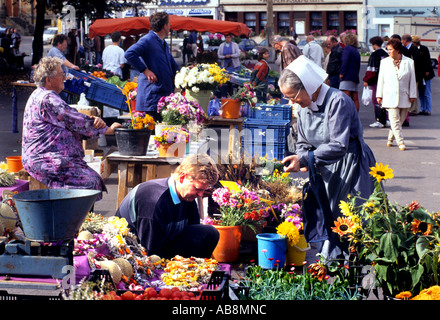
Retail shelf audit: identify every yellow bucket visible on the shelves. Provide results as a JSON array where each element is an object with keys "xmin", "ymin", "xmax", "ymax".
[{"xmin": 286, "ymin": 234, "xmax": 310, "ymax": 266}]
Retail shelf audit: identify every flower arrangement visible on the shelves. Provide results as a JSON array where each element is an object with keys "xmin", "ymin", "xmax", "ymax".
[
  {"xmin": 127, "ymin": 112, "xmax": 155, "ymax": 130},
  {"xmin": 174, "ymin": 63, "xmax": 229, "ymax": 93},
  {"xmin": 122, "ymin": 81, "xmax": 137, "ymax": 100},
  {"xmin": 309, "ymin": 29, "xmax": 322, "ymax": 36},
  {"xmin": 153, "ymin": 127, "xmax": 190, "ymax": 148},
  {"xmin": 325, "ymin": 29, "xmax": 338, "ymax": 36},
  {"xmin": 231, "ymin": 82, "xmax": 258, "ymax": 107},
  {"xmin": 211, "ymin": 186, "xmax": 266, "ymax": 232},
  {"xmin": 332, "ymin": 162, "xmax": 440, "ymax": 297},
  {"xmin": 207, "ymin": 33, "xmax": 224, "ymax": 46},
  {"xmin": 157, "ymin": 92, "xmax": 207, "ymax": 126}
]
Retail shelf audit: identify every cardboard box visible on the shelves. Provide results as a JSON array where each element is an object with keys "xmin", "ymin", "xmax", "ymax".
[{"xmin": 86, "ymin": 156, "xmax": 107, "ymax": 177}]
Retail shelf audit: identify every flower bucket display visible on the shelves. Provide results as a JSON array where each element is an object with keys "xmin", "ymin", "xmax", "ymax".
[
  {"xmin": 186, "ymin": 90, "xmax": 212, "ymax": 115},
  {"xmin": 221, "ymin": 98, "xmax": 241, "ymax": 119},
  {"xmin": 6, "ymin": 156, "xmax": 23, "ymax": 172},
  {"xmin": 256, "ymin": 233, "xmax": 287, "ymax": 269},
  {"xmin": 285, "ymin": 234, "xmax": 310, "ymax": 266},
  {"xmin": 154, "ymin": 127, "xmax": 189, "ymax": 158},
  {"xmin": 157, "ymin": 92, "xmax": 207, "ymax": 125},
  {"xmin": 212, "ymin": 225, "xmax": 242, "ymax": 263},
  {"xmin": 130, "ymin": 99, "xmax": 137, "ymax": 112},
  {"xmin": 115, "ymin": 128, "xmax": 152, "ymax": 156}
]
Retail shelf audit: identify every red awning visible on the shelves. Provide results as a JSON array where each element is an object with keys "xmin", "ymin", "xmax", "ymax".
[{"xmin": 88, "ymin": 16, "xmax": 251, "ymax": 38}]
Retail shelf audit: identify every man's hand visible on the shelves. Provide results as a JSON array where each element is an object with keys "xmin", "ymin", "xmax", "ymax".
[
  {"xmin": 90, "ymin": 116, "xmax": 107, "ymax": 130},
  {"xmin": 144, "ymin": 69, "xmax": 158, "ymax": 83}
]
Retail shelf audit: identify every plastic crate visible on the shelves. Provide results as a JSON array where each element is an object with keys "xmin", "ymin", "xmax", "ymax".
[
  {"xmin": 250, "ymin": 104, "xmax": 292, "ymax": 122},
  {"xmin": 86, "ymin": 80, "xmax": 129, "ymax": 112},
  {"xmin": 199, "ymin": 270, "xmax": 229, "ymax": 301},
  {"xmin": 243, "ymin": 140, "xmax": 286, "ymax": 160},
  {"xmin": 67, "ymin": 68, "xmax": 97, "ymax": 82},
  {"xmin": 243, "ymin": 119, "xmax": 290, "ymax": 144}
]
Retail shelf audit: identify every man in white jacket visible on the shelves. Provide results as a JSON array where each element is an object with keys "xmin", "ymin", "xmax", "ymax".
[{"xmin": 303, "ymin": 35, "xmax": 324, "ymax": 67}]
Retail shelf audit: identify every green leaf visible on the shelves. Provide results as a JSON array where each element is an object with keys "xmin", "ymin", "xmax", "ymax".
[
  {"xmin": 416, "ymin": 236, "xmax": 431, "ymax": 259},
  {"xmin": 413, "ymin": 208, "xmax": 435, "ymax": 224},
  {"xmin": 410, "ymin": 264, "xmax": 424, "ymax": 290},
  {"xmin": 379, "ymin": 233, "xmax": 400, "ymax": 262}
]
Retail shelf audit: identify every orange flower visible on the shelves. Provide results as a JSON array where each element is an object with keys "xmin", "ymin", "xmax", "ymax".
[
  {"xmin": 411, "ymin": 219, "xmax": 432, "ymax": 235},
  {"xmin": 331, "ymin": 217, "xmax": 355, "ymax": 236}
]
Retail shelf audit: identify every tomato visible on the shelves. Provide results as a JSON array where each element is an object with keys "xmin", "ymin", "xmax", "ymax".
[
  {"xmin": 144, "ymin": 288, "xmax": 158, "ymax": 299},
  {"xmin": 159, "ymin": 288, "xmax": 172, "ymax": 299},
  {"xmin": 170, "ymin": 287, "xmax": 180, "ymax": 293},
  {"xmin": 121, "ymin": 291, "xmax": 136, "ymax": 300},
  {"xmin": 171, "ymin": 291, "xmax": 182, "ymax": 299}
]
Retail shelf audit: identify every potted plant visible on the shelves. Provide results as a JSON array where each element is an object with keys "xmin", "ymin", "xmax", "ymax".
[
  {"xmin": 222, "ymin": 82, "xmax": 258, "ymax": 119},
  {"xmin": 174, "ymin": 63, "xmax": 229, "ymax": 114},
  {"xmin": 156, "ymin": 92, "xmax": 207, "ymax": 132},
  {"xmin": 208, "ymin": 185, "xmax": 266, "ymax": 262},
  {"xmin": 114, "ymin": 111, "xmax": 155, "ymax": 156},
  {"xmin": 332, "ymin": 162, "xmax": 440, "ymax": 298},
  {"xmin": 153, "ymin": 127, "xmax": 190, "ymax": 158},
  {"xmin": 122, "ymin": 81, "xmax": 138, "ymax": 112}
]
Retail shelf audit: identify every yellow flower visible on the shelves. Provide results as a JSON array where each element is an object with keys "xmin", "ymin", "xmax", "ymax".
[
  {"xmin": 395, "ymin": 291, "xmax": 412, "ymax": 300},
  {"xmin": 276, "ymin": 221, "xmax": 300, "ymax": 246},
  {"xmin": 339, "ymin": 200, "xmax": 352, "ymax": 217},
  {"xmin": 369, "ymin": 162, "xmax": 394, "ymax": 183}
]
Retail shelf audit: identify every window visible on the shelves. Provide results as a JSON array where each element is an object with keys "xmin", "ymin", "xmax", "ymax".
[
  {"xmin": 260, "ymin": 12, "xmax": 267, "ymax": 30},
  {"xmin": 245, "ymin": 12, "xmax": 256, "ymax": 31},
  {"xmin": 327, "ymin": 12, "xmax": 339, "ymax": 35},
  {"xmin": 310, "ymin": 12, "xmax": 322, "ymax": 31},
  {"xmin": 344, "ymin": 11, "xmax": 357, "ymax": 32},
  {"xmin": 278, "ymin": 12, "xmax": 290, "ymax": 35}
]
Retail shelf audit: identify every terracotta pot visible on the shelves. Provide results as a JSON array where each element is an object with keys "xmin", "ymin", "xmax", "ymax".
[
  {"xmin": 221, "ymin": 98, "xmax": 241, "ymax": 119},
  {"xmin": 212, "ymin": 225, "xmax": 242, "ymax": 263},
  {"xmin": 6, "ymin": 156, "xmax": 23, "ymax": 172}
]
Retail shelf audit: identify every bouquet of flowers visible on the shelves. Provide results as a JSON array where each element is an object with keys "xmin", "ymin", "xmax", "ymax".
[
  {"xmin": 332, "ymin": 162, "xmax": 440, "ymax": 297},
  {"xmin": 174, "ymin": 63, "xmax": 229, "ymax": 93},
  {"xmin": 211, "ymin": 186, "xmax": 266, "ymax": 232},
  {"xmin": 207, "ymin": 33, "xmax": 224, "ymax": 46},
  {"xmin": 154, "ymin": 127, "xmax": 190, "ymax": 148},
  {"xmin": 122, "ymin": 81, "xmax": 138, "ymax": 101},
  {"xmin": 157, "ymin": 93, "xmax": 207, "ymax": 126},
  {"xmin": 231, "ymin": 82, "xmax": 258, "ymax": 107},
  {"xmin": 128, "ymin": 112, "xmax": 155, "ymax": 130}
]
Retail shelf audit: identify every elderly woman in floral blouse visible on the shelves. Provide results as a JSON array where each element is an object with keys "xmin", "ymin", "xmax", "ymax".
[{"xmin": 22, "ymin": 57, "xmax": 121, "ymax": 200}]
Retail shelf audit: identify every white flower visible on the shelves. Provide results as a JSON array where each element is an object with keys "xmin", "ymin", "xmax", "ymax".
[
  {"xmin": 192, "ymin": 86, "xmax": 200, "ymax": 93},
  {"xmin": 252, "ymin": 97, "xmax": 258, "ymax": 103}
]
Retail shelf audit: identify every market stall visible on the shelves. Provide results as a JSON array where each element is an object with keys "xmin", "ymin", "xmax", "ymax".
[{"xmin": 88, "ymin": 16, "xmax": 251, "ymax": 38}]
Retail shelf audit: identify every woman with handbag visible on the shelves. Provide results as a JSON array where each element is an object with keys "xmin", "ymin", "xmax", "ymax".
[{"xmin": 279, "ymin": 56, "xmax": 377, "ymax": 261}]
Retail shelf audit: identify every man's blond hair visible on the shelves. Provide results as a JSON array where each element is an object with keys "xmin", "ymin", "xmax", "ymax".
[{"xmin": 173, "ymin": 153, "xmax": 219, "ymax": 186}]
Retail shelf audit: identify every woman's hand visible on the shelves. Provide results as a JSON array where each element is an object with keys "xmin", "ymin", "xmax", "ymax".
[
  {"xmin": 409, "ymin": 98, "xmax": 415, "ymax": 103},
  {"xmin": 282, "ymin": 155, "xmax": 301, "ymax": 172},
  {"xmin": 90, "ymin": 116, "xmax": 107, "ymax": 129},
  {"xmin": 105, "ymin": 122, "xmax": 123, "ymax": 135}
]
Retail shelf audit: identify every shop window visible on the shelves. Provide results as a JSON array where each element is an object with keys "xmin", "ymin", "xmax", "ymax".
[
  {"xmin": 344, "ymin": 11, "xmax": 357, "ymax": 33},
  {"xmin": 278, "ymin": 12, "xmax": 290, "ymax": 36},
  {"xmin": 327, "ymin": 12, "xmax": 339, "ymax": 36},
  {"xmin": 225, "ymin": 12, "xmax": 238, "ymax": 22},
  {"xmin": 310, "ymin": 12, "xmax": 322, "ymax": 35},
  {"xmin": 245, "ymin": 12, "xmax": 256, "ymax": 31}
]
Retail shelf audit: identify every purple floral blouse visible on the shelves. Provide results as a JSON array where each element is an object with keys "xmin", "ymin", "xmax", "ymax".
[{"xmin": 22, "ymin": 87, "xmax": 108, "ymax": 200}]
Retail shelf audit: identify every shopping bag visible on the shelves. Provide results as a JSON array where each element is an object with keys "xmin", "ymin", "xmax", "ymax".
[
  {"xmin": 361, "ymin": 86, "xmax": 373, "ymax": 106},
  {"xmin": 302, "ymin": 151, "xmax": 334, "ymax": 243}
]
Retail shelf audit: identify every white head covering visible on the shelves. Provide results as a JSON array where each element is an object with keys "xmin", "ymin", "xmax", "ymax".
[{"xmin": 285, "ymin": 55, "xmax": 328, "ymax": 96}]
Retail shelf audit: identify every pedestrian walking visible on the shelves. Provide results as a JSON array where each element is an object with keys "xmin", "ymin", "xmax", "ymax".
[
  {"xmin": 325, "ymin": 35, "xmax": 343, "ymax": 89},
  {"xmin": 339, "ymin": 33, "xmax": 361, "ymax": 111},
  {"xmin": 376, "ymin": 38, "xmax": 417, "ymax": 151},
  {"xmin": 412, "ymin": 35, "xmax": 434, "ymax": 116},
  {"xmin": 363, "ymin": 36, "xmax": 389, "ymax": 128}
]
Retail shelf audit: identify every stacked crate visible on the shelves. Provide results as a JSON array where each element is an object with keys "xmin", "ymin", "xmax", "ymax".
[{"xmin": 242, "ymin": 104, "xmax": 292, "ymax": 160}]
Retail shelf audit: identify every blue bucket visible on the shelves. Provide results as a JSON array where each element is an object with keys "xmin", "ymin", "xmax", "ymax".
[{"xmin": 256, "ymin": 233, "xmax": 287, "ymax": 269}]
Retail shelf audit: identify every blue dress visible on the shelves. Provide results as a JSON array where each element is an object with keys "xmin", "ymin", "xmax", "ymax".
[{"xmin": 296, "ymin": 85, "xmax": 376, "ymax": 260}]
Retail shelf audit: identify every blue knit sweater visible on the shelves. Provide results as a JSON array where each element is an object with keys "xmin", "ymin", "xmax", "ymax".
[{"xmin": 340, "ymin": 45, "xmax": 361, "ymax": 84}]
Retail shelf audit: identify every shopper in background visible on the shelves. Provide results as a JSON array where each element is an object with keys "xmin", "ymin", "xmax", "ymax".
[
  {"xmin": 363, "ymin": 36, "xmax": 389, "ymax": 128},
  {"xmin": 412, "ymin": 35, "xmax": 434, "ymax": 116},
  {"xmin": 339, "ymin": 32, "xmax": 361, "ymax": 111},
  {"xmin": 376, "ymin": 38, "xmax": 417, "ymax": 151},
  {"xmin": 303, "ymin": 35, "xmax": 324, "ymax": 67},
  {"xmin": 325, "ymin": 35, "xmax": 343, "ymax": 89}
]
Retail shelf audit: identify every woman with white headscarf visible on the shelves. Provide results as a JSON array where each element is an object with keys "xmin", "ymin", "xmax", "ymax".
[{"xmin": 280, "ymin": 56, "xmax": 376, "ymax": 260}]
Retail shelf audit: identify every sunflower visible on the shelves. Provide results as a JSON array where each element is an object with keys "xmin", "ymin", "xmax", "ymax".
[
  {"xmin": 411, "ymin": 219, "xmax": 432, "ymax": 235},
  {"xmin": 369, "ymin": 162, "xmax": 394, "ymax": 183},
  {"xmin": 339, "ymin": 200, "xmax": 352, "ymax": 217},
  {"xmin": 331, "ymin": 217, "xmax": 355, "ymax": 236}
]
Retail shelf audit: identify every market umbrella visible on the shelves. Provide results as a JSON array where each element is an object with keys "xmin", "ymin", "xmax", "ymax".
[{"xmin": 88, "ymin": 15, "xmax": 251, "ymax": 38}]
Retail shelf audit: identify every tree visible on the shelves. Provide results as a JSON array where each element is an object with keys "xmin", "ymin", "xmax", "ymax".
[{"xmin": 31, "ymin": 0, "xmax": 153, "ymax": 65}]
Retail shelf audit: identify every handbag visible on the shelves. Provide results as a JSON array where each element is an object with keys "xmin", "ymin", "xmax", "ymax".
[{"xmin": 302, "ymin": 151, "xmax": 334, "ymax": 243}]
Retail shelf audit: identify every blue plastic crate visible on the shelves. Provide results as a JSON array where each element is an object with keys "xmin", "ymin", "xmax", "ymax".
[
  {"xmin": 67, "ymin": 68, "xmax": 97, "ymax": 82},
  {"xmin": 243, "ymin": 119, "xmax": 290, "ymax": 144},
  {"xmin": 250, "ymin": 104, "xmax": 292, "ymax": 122},
  {"xmin": 243, "ymin": 140, "xmax": 286, "ymax": 160},
  {"xmin": 86, "ymin": 80, "xmax": 129, "ymax": 112}
]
